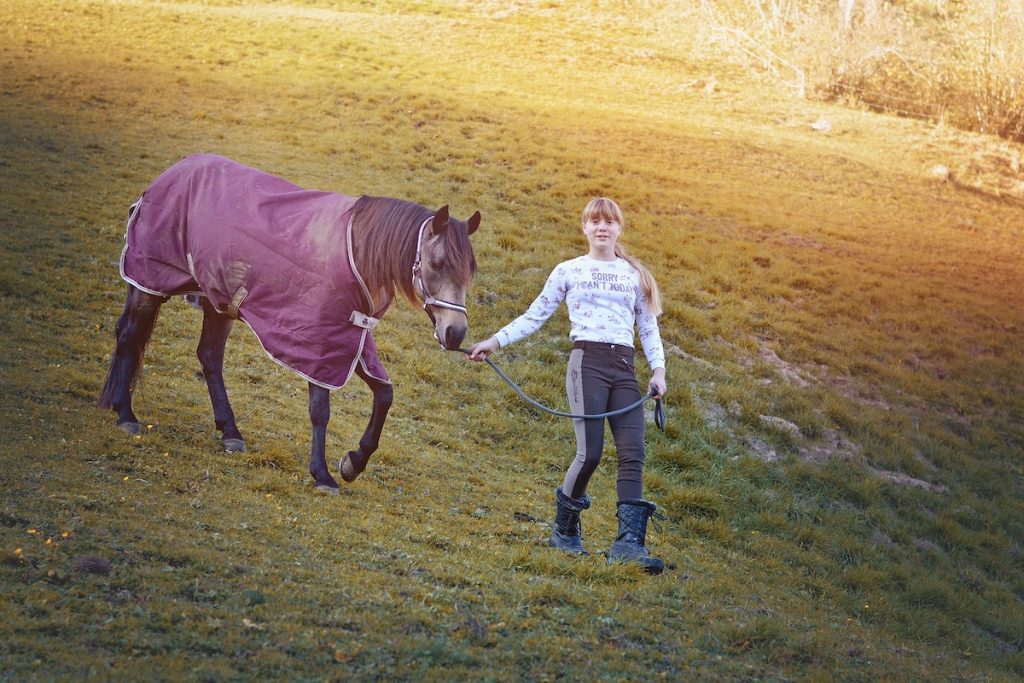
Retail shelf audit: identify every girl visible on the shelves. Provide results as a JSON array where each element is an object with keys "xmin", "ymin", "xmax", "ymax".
[{"xmin": 468, "ymin": 198, "xmax": 667, "ymax": 574}]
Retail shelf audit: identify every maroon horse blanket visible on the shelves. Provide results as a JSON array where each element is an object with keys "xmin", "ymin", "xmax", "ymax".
[{"xmin": 120, "ymin": 154, "xmax": 390, "ymax": 390}]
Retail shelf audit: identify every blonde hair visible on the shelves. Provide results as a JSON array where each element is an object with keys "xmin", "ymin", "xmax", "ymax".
[{"xmin": 582, "ymin": 198, "xmax": 662, "ymax": 316}]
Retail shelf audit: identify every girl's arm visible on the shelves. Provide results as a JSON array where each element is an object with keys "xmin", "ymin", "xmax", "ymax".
[
  {"xmin": 636, "ymin": 287, "xmax": 667, "ymax": 397},
  {"xmin": 467, "ymin": 265, "xmax": 567, "ymax": 361}
]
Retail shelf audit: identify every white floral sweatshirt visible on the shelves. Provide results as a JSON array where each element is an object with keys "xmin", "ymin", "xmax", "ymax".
[{"xmin": 494, "ymin": 255, "xmax": 666, "ymax": 370}]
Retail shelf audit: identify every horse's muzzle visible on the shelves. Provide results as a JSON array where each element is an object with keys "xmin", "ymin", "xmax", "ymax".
[{"xmin": 439, "ymin": 322, "xmax": 467, "ymax": 351}]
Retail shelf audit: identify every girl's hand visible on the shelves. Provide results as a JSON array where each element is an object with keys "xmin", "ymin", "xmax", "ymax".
[
  {"xmin": 466, "ymin": 336, "xmax": 500, "ymax": 361},
  {"xmin": 649, "ymin": 368, "xmax": 667, "ymax": 399}
]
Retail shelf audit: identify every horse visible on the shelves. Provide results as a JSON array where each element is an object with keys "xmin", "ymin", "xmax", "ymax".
[{"xmin": 98, "ymin": 154, "xmax": 480, "ymax": 493}]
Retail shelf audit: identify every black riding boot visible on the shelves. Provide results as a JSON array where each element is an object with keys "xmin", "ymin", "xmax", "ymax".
[
  {"xmin": 549, "ymin": 487, "xmax": 591, "ymax": 555},
  {"xmin": 607, "ymin": 499, "xmax": 665, "ymax": 575}
]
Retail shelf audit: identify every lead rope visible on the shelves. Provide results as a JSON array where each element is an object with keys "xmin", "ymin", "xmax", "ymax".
[
  {"xmin": 649, "ymin": 507, "xmax": 667, "ymax": 534},
  {"xmin": 455, "ymin": 348, "xmax": 665, "ymax": 431}
]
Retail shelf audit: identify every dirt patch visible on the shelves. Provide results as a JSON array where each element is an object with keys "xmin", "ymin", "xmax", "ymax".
[
  {"xmin": 683, "ymin": 342, "xmax": 874, "ymax": 464},
  {"xmin": 759, "ymin": 414, "xmax": 801, "ymax": 438},
  {"xmin": 798, "ymin": 428, "xmax": 862, "ymax": 463},
  {"xmin": 755, "ymin": 344, "xmax": 811, "ymax": 388},
  {"xmin": 692, "ymin": 393, "xmax": 731, "ymax": 433},
  {"xmin": 745, "ymin": 339, "xmax": 899, "ymax": 413},
  {"xmin": 745, "ymin": 436, "xmax": 779, "ymax": 463},
  {"xmin": 870, "ymin": 468, "xmax": 948, "ymax": 494},
  {"xmin": 825, "ymin": 375, "xmax": 893, "ymax": 412},
  {"xmin": 945, "ymin": 138, "xmax": 1024, "ymax": 205},
  {"xmin": 666, "ymin": 343, "xmax": 727, "ymax": 375}
]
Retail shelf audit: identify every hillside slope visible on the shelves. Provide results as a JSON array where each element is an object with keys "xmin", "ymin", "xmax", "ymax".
[{"xmin": 1, "ymin": 1, "xmax": 1021, "ymax": 680}]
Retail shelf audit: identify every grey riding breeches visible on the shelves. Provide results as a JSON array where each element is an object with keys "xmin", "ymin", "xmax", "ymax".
[{"xmin": 562, "ymin": 341, "xmax": 646, "ymax": 501}]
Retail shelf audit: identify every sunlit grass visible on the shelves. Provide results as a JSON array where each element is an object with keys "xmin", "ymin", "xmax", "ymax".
[{"xmin": 1, "ymin": 0, "xmax": 1022, "ymax": 680}]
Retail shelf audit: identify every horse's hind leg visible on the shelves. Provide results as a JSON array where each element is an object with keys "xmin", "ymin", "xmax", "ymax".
[
  {"xmin": 98, "ymin": 285, "xmax": 166, "ymax": 434},
  {"xmin": 196, "ymin": 298, "xmax": 245, "ymax": 452},
  {"xmin": 339, "ymin": 366, "xmax": 393, "ymax": 483}
]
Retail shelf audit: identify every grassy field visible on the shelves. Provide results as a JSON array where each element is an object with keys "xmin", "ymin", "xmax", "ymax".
[{"xmin": 1, "ymin": 1, "xmax": 1022, "ymax": 680}]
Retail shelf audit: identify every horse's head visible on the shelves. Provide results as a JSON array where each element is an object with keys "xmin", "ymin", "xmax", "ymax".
[{"xmin": 413, "ymin": 205, "xmax": 480, "ymax": 350}]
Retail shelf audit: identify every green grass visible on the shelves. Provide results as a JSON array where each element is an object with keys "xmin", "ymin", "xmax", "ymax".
[{"xmin": 1, "ymin": 0, "xmax": 1023, "ymax": 680}]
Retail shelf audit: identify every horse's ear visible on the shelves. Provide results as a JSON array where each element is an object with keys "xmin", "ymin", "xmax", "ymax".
[
  {"xmin": 467, "ymin": 211, "xmax": 481, "ymax": 235},
  {"xmin": 432, "ymin": 206, "xmax": 450, "ymax": 233}
]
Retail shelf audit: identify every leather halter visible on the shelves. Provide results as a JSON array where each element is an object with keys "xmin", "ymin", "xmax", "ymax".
[{"xmin": 412, "ymin": 216, "xmax": 468, "ymax": 332}]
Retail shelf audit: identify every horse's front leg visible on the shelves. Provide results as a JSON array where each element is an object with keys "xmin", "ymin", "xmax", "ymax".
[
  {"xmin": 339, "ymin": 366, "xmax": 393, "ymax": 483},
  {"xmin": 308, "ymin": 383, "xmax": 339, "ymax": 493}
]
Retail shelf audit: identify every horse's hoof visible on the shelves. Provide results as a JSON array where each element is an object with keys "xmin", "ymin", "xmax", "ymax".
[
  {"xmin": 315, "ymin": 483, "xmax": 340, "ymax": 496},
  {"xmin": 312, "ymin": 470, "xmax": 339, "ymax": 492},
  {"xmin": 223, "ymin": 438, "xmax": 246, "ymax": 453},
  {"xmin": 339, "ymin": 453, "xmax": 360, "ymax": 483},
  {"xmin": 118, "ymin": 421, "xmax": 142, "ymax": 435}
]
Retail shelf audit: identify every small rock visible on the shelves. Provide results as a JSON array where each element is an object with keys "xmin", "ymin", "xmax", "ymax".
[
  {"xmin": 929, "ymin": 164, "xmax": 950, "ymax": 182},
  {"xmin": 759, "ymin": 414, "xmax": 802, "ymax": 438},
  {"xmin": 811, "ymin": 117, "xmax": 832, "ymax": 132}
]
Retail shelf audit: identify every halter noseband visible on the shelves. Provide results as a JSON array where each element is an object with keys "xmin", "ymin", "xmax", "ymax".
[{"xmin": 412, "ymin": 216, "xmax": 468, "ymax": 334}]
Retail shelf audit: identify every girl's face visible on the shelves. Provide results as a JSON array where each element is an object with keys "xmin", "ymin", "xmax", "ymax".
[{"xmin": 582, "ymin": 215, "xmax": 622, "ymax": 251}]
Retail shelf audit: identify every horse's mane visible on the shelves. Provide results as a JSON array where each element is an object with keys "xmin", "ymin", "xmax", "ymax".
[{"xmin": 350, "ymin": 196, "xmax": 476, "ymax": 312}]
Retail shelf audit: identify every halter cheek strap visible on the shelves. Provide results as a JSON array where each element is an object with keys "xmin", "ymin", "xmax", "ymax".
[{"xmin": 412, "ymin": 216, "xmax": 469, "ymax": 324}]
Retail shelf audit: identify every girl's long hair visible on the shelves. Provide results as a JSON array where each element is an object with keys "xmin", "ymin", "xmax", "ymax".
[{"xmin": 582, "ymin": 197, "xmax": 662, "ymax": 316}]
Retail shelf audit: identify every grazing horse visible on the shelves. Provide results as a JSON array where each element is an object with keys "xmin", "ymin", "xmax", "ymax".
[{"xmin": 98, "ymin": 154, "xmax": 480, "ymax": 493}]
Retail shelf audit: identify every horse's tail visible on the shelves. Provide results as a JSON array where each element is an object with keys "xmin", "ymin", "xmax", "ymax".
[{"xmin": 98, "ymin": 285, "xmax": 164, "ymax": 408}]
